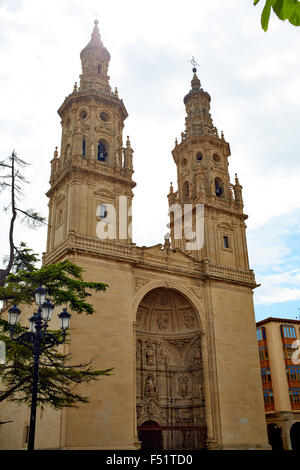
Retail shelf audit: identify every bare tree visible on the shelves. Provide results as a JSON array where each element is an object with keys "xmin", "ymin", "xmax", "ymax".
[{"xmin": 0, "ymin": 151, "xmax": 46, "ymax": 286}]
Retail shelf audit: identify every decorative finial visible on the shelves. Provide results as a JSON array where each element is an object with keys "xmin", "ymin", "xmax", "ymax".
[
  {"xmin": 188, "ymin": 56, "xmax": 200, "ymax": 73},
  {"xmin": 114, "ymin": 87, "xmax": 119, "ymax": 96},
  {"xmin": 170, "ymin": 182, "xmax": 174, "ymax": 194},
  {"xmin": 235, "ymin": 173, "xmax": 240, "ymax": 185},
  {"xmin": 164, "ymin": 233, "xmax": 171, "ymax": 248},
  {"xmin": 221, "ymin": 131, "xmax": 224, "ymax": 140},
  {"xmin": 175, "ymin": 138, "xmax": 178, "ymax": 146},
  {"xmin": 73, "ymin": 82, "xmax": 78, "ymax": 93},
  {"xmin": 54, "ymin": 147, "xmax": 58, "ymax": 159},
  {"xmin": 126, "ymin": 136, "xmax": 131, "ymax": 148}
]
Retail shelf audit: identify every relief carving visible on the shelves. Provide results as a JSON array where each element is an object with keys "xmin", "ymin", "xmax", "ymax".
[
  {"xmin": 145, "ymin": 341, "xmax": 155, "ymax": 366},
  {"xmin": 167, "ymin": 338, "xmax": 191, "ymax": 353},
  {"xmin": 135, "ymin": 276, "xmax": 149, "ymax": 291},
  {"xmin": 182, "ymin": 430, "xmax": 193, "ymax": 449},
  {"xmin": 144, "ymin": 374, "xmax": 158, "ymax": 397},
  {"xmin": 157, "ymin": 311, "xmax": 169, "ymax": 330},
  {"xmin": 178, "ymin": 374, "xmax": 189, "ymax": 397},
  {"xmin": 183, "ymin": 309, "xmax": 195, "ymax": 329}
]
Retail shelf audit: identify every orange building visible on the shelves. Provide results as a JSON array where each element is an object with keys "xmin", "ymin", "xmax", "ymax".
[{"xmin": 256, "ymin": 317, "xmax": 300, "ymax": 450}]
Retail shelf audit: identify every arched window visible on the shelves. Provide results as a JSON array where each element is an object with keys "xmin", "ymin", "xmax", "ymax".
[
  {"xmin": 215, "ymin": 177, "xmax": 224, "ymax": 197},
  {"xmin": 98, "ymin": 140, "xmax": 108, "ymax": 161},
  {"xmin": 82, "ymin": 139, "xmax": 86, "ymax": 157},
  {"xmin": 97, "ymin": 64, "xmax": 101, "ymax": 73},
  {"xmin": 182, "ymin": 181, "xmax": 190, "ymax": 203}
]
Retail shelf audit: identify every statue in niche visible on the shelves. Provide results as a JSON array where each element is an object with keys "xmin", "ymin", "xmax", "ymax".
[
  {"xmin": 145, "ymin": 374, "xmax": 158, "ymax": 397},
  {"xmin": 192, "ymin": 341, "xmax": 202, "ymax": 364},
  {"xmin": 182, "ymin": 430, "xmax": 193, "ymax": 449},
  {"xmin": 146, "ymin": 400, "xmax": 155, "ymax": 415},
  {"xmin": 194, "ymin": 372, "xmax": 203, "ymax": 397},
  {"xmin": 145, "ymin": 341, "xmax": 155, "ymax": 365},
  {"xmin": 157, "ymin": 311, "xmax": 168, "ymax": 330},
  {"xmin": 157, "ymin": 343, "xmax": 168, "ymax": 365},
  {"xmin": 178, "ymin": 374, "xmax": 189, "ymax": 397}
]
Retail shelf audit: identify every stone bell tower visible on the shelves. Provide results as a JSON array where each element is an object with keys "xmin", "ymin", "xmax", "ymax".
[
  {"xmin": 46, "ymin": 19, "xmax": 135, "ymax": 257},
  {"xmin": 37, "ymin": 27, "xmax": 269, "ymax": 451},
  {"xmin": 168, "ymin": 66, "xmax": 247, "ymax": 270}
]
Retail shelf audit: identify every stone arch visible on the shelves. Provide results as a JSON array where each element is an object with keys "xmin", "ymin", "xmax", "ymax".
[
  {"xmin": 135, "ymin": 286, "xmax": 207, "ymax": 450},
  {"xmin": 290, "ymin": 422, "xmax": 300, "ymax": 451},
  {"xmin": 133, "ymin": 280, "xmax": 205, "ymax": 331},
  {"xmin": 267, "ymin": 423, "xmax": 283, "ymax": 450},
  {"xmin": 138, "ymin": 420, "xmax": 163, "ymax": 450}
]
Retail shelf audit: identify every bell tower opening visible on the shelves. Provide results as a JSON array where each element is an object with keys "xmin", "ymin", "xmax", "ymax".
[{"xmin": 136, "ymin": 288, "xmax": 207, "ymax": 450}]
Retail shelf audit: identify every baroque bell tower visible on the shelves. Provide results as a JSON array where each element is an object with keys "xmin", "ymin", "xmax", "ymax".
[
  {"xmin": 36, "ymin": 25, "xmax": 269, "ymax": 451},
  {"xmin": 45, "ymin": 20, "xmax": 135, "ymax": 259},
  {"xmin": 168, "ymin": 65, "xmax": 247, "ymax": 270}
]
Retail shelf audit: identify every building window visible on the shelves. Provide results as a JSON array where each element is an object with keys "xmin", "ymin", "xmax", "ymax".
[
  {"xmin": 98, "ymin": 205, "xmax": 107, "ymax": 219},
  {"xmin": 257, "ymin": 327, "xmax": 266, "ymax": 341},
  {"xmin": 215, "ymin": 177, "xmax": 223, "ymax": 197},
  {"xmin": 286, "ymin": 366, "xmax": 300, "ymax": 382},
  {"xmin": 289, "ymin": 388, "xmax": 300, "ymax": 404},
  {"xmin": 259, "ymin": 346, "xmax": 269, "ymax": 361},
  {"xmin": 263, "ymin": 389, "xmax": 274, "ymax": 406},
  {"xmin": 98, "ymin": 140, "xmax": 108, "ymax": 161},
  {"xmin": 97, "ymin": 64, "xmax": 101, "ymax": 73},
  {"xmin": 83, "ymin": 138, "xmax": 86, "ymax": 157},
  {"xmin": 281, "ymin": 325, "xmax": 296, "ymax": 339},
  {"xmin": 283, "ymin": 344, "xmax": 298, "ymax": 359},
  {"xmin": 261, "ymin": 367, "xmax": 272, "ymax": 384},
  {"xmin": 223, "ymin": 236, "xmax": 229, "ymax": 249}
]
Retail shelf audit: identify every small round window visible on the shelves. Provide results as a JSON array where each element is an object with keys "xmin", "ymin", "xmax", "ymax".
[
  {"xmin": 100, "ymin": 112, "xmax": 110, "ymax": 123},
  {"xmin": 79, "ymin": 110, "xmax": 88, "ymax": 120},
  {"xmin": 196, "ymin": 152, "xmax": 203, "ymax": 162},
  {"xmin": 213, "ymin": 153, "xmax": 220, "ymax": 163}
]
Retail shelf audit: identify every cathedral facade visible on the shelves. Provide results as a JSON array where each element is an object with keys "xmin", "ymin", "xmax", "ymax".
[{"xmin": 1, "ymin": 21, "xmax": 270, "ymax": 450}]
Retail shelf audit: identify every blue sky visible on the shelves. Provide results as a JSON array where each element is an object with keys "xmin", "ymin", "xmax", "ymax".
[{"xmin": 0, "ymin": 0, "xmax": 299, "ymax": 322}]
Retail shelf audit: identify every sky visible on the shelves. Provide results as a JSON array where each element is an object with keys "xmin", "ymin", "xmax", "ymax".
[{"xmin": 0, "ymin": 0, "xmax": 299, "ymax": 322}]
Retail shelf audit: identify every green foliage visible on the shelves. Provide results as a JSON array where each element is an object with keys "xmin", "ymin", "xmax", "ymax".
[
  {"xmin": 0, "ymin": 318, "xmax": 113, "ymax": 408},
  {"xmin": 0, "ymin": 244, "xmax": 110, "ymax": 408},
  {"xmin": 0, "ymin": 250, "xmax": 107, "ymax": 315},
  {"xmin": 254, "ymin": 0, "xmax": 300, "ymax": 30},
  {"xmin": 3, "ymin": 242, "xmax": 40, "ymax": 274}
]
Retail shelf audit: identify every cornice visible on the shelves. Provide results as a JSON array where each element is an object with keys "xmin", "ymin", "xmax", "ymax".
[{"xmin": 43, "ymin": 233, "xmax": 257, "ymax": 288}]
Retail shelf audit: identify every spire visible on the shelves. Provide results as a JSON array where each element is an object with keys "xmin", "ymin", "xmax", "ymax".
[
  {"xmin": 79, "ymin": 20, "xmax": 111, "ymax": 93},
  {"xmin": 90, "ymin": 19, "xmax": 101, "ymax": 45},
  {"xmin": 183, "ymin": 61, "xmax": 218, "ymax": 139},
  {"xmin": 191, "ymin": 66, "xmax": 201, "ymax": 91}
]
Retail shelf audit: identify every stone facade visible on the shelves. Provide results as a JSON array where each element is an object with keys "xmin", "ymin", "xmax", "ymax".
[{"xmin": 0, "ymin": 21, "xmax": 270, "ymax": 450}]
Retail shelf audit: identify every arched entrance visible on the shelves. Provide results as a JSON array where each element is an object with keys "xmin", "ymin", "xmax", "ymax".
[
  {"xmin": 267, "ymin": 423, "xmax": 283, "ymax": 450},
  {"xmin": 290, "ymin": 422, "xmax": 300, "ymax": 451},
  {"xmin": 136, "ymin": 288, "xmax": 207, "ymax": 450},
  {"xmin": 138, "ymin": 421, "xmax": 162, "ymax": 450}
]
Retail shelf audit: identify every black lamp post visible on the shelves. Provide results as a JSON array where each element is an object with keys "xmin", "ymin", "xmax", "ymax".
[{"xmin": 8, "ymin": 287, "xmax": 71, "ymax": 451}]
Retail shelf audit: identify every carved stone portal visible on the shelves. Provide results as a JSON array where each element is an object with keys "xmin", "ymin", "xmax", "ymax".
[{"xmin": 136, "ymin": 288, "xmax": 206, "ymax": 450}]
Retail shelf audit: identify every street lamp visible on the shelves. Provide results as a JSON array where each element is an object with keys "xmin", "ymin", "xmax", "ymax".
[{"xmin": 8, "ymin": 286, "xmax": 71, "ymax": 451}]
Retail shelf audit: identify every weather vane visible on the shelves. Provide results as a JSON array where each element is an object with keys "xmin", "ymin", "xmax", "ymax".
[
  {"xmin": 92, "ymin": 10, "xmax": 99, "ymax": 23},
  {"xmin": 188, "ymin": 56, "xmax": 200, "ymax": 72}
]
